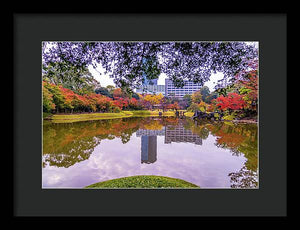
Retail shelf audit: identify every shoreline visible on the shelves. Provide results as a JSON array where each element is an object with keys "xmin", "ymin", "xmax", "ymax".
[
  {"xmin": 44, "ymin": 110, "xmax": 194, "ymax": 123},
  {"xmin": 43, "ymin": 111, "xmax": 257, "ymax": 124}
]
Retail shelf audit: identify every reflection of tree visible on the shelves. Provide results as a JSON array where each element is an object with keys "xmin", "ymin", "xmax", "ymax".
[
  {"xmin": 43, "ymin": 118, "xmax": 141, "ymax": 168},
  {"xmin": 228, "ymin": 166, "xmax": 258, "ymax": 188},
  {"xmin": 206, "ymin": 122, "xmax": 258, "ymax": 188},
  {"xmin": 43, "ymin": 137, "xmax": 101, "ymax": 168},
  {"xmin": 140, "ymin": 119, "xmax": 163, "ymax": 130},
  {"xmin": 182, "ymin": 119, "xmax": 210, "ymax": 140}
]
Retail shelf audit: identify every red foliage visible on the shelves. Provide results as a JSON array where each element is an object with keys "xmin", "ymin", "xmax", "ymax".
[
  {"xmin": 214, "ymin": 93, "xmax": 246, "ymax": 111},
  {"xmin": 167, "ymin": 102, "xmax": 180, "ymax": 110},
  {"xmin": 113, "ymin": 97, "xmax": 129, "ymax": 109}
]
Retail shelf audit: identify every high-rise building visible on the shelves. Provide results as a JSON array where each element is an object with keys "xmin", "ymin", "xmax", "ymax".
[
  {"xmin": 136, "ymin": 84, "xmax": 165, "ymax": 95},
  {"xmin": 165, "ymin": 78, "xmax": 202, "ymax": 98},
  {"xmin": 143, "ymin": 76, "xmax": 158, "ymax": 86}
]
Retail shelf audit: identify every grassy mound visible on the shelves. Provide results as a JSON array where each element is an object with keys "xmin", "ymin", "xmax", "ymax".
[{"xmin": 85, "ymin": 175, "xmax": 199, "ymax": 189}]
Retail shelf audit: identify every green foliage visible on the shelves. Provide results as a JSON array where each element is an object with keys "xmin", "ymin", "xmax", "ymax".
[
  {"xmin": 110, "ymin": 106, "xmax": 122, "ymax": 113},
  {"xmin": 205, "ymin": 91, "xmax": 218, "ymax": 103},
  {"xmin": 215, "ymin": 84, "xmax": 237, "ymax": 96},
  {"xmin": 141, "ymin": 57, "xmax": 161, "ymax": 83},
  {"xmin": 95, "ymin": 87, "xmax": 113, "ymax": 98},
  {"xmin": 187, "ymin": 103, "xmax": 200, "ymax": 112},
  {"xmin": 43, "ymin": 82, "xmax": 65, "ymax": 112},
  {"xmin": 42, "ymin": 61, "xmax": 98, "ymax": 95},
  {"xmin": 199, "ymin": 86, "xmax": 210, "ymax": 102},
  {"xmin": 191, "ymin": 91, "xmax": 203, "ymax": 104},
  {"xmin": 183, "ymin": 94, "xmax": 192, "ymax": 102},
  {"xmin": 42, "ymin": 84, "xmax": 55, "ymax": 112},
  {"xmin": 131, "ymin": 92, "xmax": 140, "ymax": 100},
  {"xmin": 239, "ymin": 87, "xmax": 252, "ymax": 95}
]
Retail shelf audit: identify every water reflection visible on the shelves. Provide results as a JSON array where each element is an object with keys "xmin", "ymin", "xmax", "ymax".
[
  {"xmin": 165, "ymin": 123, "xmax": 203, "ymax": 145},
  {"xmin": 141, "ymin": 136, "xmax": 157, "ymax": 164},
  {"xmin": 43, "ymin": 117, "xmax": 258, "ymax": 188}
]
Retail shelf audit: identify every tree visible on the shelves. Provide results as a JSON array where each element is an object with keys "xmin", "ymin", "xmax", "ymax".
[
  {"xmin": 205, "ymin": 91, "xmax": 218, "ymax": 103},
  {"xmin": 168, "ymin": 102, "xmax": 180, "ymax": 111},
  {"xmin": 191, "ymin": 91, "xmax": 203, "ymax": 104},
  {"xmin": 43, "ymin": 42, "xmax": 258, "ymax": 90},
  {"xmin": 214, "ymin": 92, "xmax": 246, "ymax": 111},
  {"xmin": 187, "ymin": 103, "xmax": 200, "ymax": 112},
  {"xmin": 42, "ymin": 61, "xmax": 98, "ymax": 95},
  {"xmin": 183, "ymin": 94, "xmax": 192, "ymax": 108},
  {"xmin": 60, "ymin": 86, "xmax": 76, "ymax": 112},
  {"xmin": 161, "ymin": 97, "xmax": 171, "ymax": 112},
  {"xmin": 142, "ymin": 93, "xmax": 163, "ymax": 110},
  {"xmin": 237, "ymin": 69, "xmax": 258, "ymax": 112},
  {"xmin": 112, "ymin": 88, "xmax": 130, "ymax": 99},
  {"xmin": 42, "ymin": 81, "xmax": 55, "ymax": 112},
  {"xmin": 131, "ymin": 92, "xmax": 140, "ymax": 100},
  {"xmin": 198, "ymin": 101, "xmax": 208, "ymax": 112},
  {"xmin": 112, "ymin": 97, "xmax": 129, "ymax": 110},
  {"xmin": 43, "ymin": 82, "xmax": 66, "ymax": 113},
  {"xmin": 95, "ymin": 87, "xmax": 113, "ymax": 98},
  {"xmin": 106, "ymin": 85, "xmax": 115, "ymax": 94},
  {"xmin": 199, "ymin": 86, "xmax": 210, "ymax": 102}
]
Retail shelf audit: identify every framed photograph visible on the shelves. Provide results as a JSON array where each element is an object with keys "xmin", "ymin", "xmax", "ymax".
[{"xmin": 13, "ymin": 13, "xmax": 287, "ymax": 218}]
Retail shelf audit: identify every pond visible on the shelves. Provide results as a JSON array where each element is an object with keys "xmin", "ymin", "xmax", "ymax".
[{"xmin": 42, "ymin": 116, "xmax": 258, "ymax": 189}]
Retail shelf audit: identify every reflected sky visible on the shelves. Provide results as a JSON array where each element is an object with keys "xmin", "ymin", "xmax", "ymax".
[{"xmin": 42, "ymin": 117, "xmax": 258, "ymax": 188}]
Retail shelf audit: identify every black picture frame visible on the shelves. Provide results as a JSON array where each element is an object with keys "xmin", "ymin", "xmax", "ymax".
[{"xmin": 13, "ymin": 13, "xmax": 287, "ymax": 218}]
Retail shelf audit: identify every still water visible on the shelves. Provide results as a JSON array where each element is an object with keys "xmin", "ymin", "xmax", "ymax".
[{"xmin": 42, "ymin": 116, "xmax": 258, "ymax": 188}]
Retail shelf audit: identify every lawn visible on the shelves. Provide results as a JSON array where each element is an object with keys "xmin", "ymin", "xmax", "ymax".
[
  {"xmin": 47, "ymin": 110, "xmax": 185, "ymax": 123},
  {"xmin": 85, "ymin": 175, "xmax": 199, "ymax": 188}
]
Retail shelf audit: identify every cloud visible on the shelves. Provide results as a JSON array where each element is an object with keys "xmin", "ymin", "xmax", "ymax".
[{"xmin": 42, "ymin": 134, "xmax": 246, "ymax": 188}]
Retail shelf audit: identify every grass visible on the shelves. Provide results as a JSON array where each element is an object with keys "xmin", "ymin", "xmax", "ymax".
[
  {"xmin": 48, "ymin": 110, "xmax": 180, "ymax": 123},
  {"xmin": 43, "ymin": 112, "xmax": 53, "ymax": 119},
  {"xmin": 85, "ymin": 175, "xmax": 199, "ymax": 189}
]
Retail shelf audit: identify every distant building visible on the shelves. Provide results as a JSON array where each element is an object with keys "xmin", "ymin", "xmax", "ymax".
[
  {"xmin": 143, "ymin": 78, "xmax": 158, "ymax": 86},
  {"xmin": 135, "ymin": 84, "xmax": 165, "ymax": 95},
  {"xmin": 135, "ymin": 68, "xmax": 165, "ymax": 95},
  {"xmin": 165, "ymin": 78, "xmax": 202, "ymax": 98}
]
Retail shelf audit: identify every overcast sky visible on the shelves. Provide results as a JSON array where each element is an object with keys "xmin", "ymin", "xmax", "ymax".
[{"xmin": 88, "ymin": 64, "xmax": 224, "ymax": 92}]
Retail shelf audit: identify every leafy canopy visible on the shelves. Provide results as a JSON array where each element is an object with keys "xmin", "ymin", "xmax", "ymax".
[{"xmin": 42, "ymin": 41, "xmax": 258, "ymax": 90}]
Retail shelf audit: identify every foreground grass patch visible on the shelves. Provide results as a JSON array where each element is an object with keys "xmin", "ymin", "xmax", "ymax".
[{"xmin": 85, "ymin": 175, "xmax": 199, "ymax": 188}]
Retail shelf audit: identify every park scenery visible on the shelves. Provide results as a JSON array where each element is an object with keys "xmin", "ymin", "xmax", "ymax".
[{"xmin": 42, "ymin": 41, "xmax": 258, "ymax": 189}]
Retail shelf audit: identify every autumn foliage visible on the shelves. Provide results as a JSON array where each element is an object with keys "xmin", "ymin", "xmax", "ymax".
[
  {"xmin": 43, "ymin": 81, "xmax": 160, "ymax": 113},
  {"xmin": 43, "ymin": 81, "xmax": 118, "ymax": 113},
  {"xmin": 213, "ymin": 92, "xmax": 247, "ymax": 111}
]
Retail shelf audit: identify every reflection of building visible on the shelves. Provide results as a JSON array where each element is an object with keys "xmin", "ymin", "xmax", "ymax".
[
  {"xmin": 165, "ymin": 78, "xmax": 202, "ymax": 98},
  {"xmin": 136, "ymin": 128, "xmax": 165, "ymax": 137},
  {"xmin": 164, "ymin": 124, "xmax": 202, "ymax": 145},
  {"xmin": 141, "ymin": 136, "xmax": 157, "ymax": 164},
  {"xmin": 136, "ymin": 122, "xmax": 202, "ymax": 164}
]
